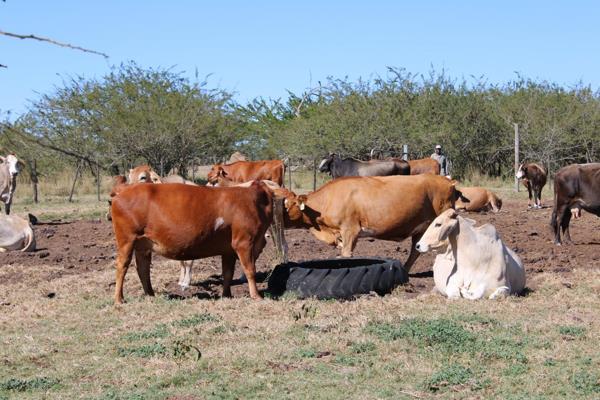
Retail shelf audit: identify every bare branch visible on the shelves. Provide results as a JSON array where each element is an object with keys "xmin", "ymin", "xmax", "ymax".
[{"xmin": 0, "ymin": 29, "xmax": 109, "ymax": 59}]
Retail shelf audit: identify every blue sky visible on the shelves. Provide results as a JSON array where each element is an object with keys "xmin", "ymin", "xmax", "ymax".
[{"xmin": 1, "ymin": 1, "xmax": 599, "ymax": 117}]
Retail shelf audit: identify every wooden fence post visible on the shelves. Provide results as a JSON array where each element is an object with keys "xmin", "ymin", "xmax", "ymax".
[
  {"xmin": 31, "ymin": 159, "xmax": 39, "ymax": 204},
  {"xmin": 514, "ymin": 123, "xmax": 520, "ymax": 192},
  {"xmin": 271, "ymin": 197, "xmax": 288, "ymax": 264},
  {"xmin": 96, "ymin": 161, "xmax": 101, "ymax": 201},
  {"xmin": 313, "ymin": 159, "xmax": 317, "ymax": 191},
  {"xmin": 68, "ymin": 161, "xmax": 81, "ymax": 203}
]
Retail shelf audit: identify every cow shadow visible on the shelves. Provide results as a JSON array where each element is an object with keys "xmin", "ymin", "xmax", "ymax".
[
  {"xmin": 409, "ymin": 270, "xmax": 433, "ymax": 278},
  {"xmin": 164, "ymin": 271, "xmax": 271, "ymax": 301}
]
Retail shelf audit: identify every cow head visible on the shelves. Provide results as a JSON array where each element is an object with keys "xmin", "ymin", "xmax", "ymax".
[
  {"xmin": 207, "ymin": 164, "xmax": 227, "ymax": 185},
  {"xmin": 516, "ymin": 163, "xmax": 526, "ymax": 179},
  {"xmin": 415, "ymin": 209, "xmax": 459, "ymax": 253},
  {"xmin": 0, "ymin": 153, "xmax": 22, "ymax": 177},
  {"xmin": 128, "ymin": 165, "xmax": 161, "ymax": 184},
  {"xmin": 318, "ymin": 154, "xmax": 335, "ymax": 173}
]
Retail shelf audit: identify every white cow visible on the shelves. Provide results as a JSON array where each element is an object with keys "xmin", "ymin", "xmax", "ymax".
[
  {"xmin": 0, "ymin": 153, "xmax": 22, "ymax": 215},
  {"xmin": 415, "ymin": 209, "xmax": 525, "ymax": 299},
  {"xmin": 0, "ymin": 214, "xmax": 35, "ymax": 252}
]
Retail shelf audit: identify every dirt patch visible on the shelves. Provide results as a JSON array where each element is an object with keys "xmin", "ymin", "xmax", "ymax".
[{"xmin": 1, "ymin": 199, "xmax": 598, "ymax": 298}]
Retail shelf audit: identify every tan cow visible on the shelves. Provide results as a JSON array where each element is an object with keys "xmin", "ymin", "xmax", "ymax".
[
  {"xmin": 455, "ymin": 187, "xmax": 502, "ymax": 213},
  {"xmin": 0, "ymin": 214, "xmax": 35, "ymax": 252},
  {"xmin": 277, "ymin": 174, "xmax": 462, "ymax": 271},
  {"xmin": 407, "ymin": 158, "xmax": 441, "ymax": 175},
  {"xmin": 207, "ymin": 160, "xmax": 285, "ymax": 187},
  {"xmin": 416, "ymin": 209, "xmax": 525, "ymax": 299}
]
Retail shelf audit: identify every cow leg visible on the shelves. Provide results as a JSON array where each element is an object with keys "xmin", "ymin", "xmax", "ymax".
[
  {"xmin": 134, "ymin": 249, "xmax": 154, "ymax": 297},
  {"xmin": 114, "ymin": 241, "xmax": 134, "ymax": 304},
  {"xmin": 553, "ymin": 205, "xmax": 568, "ymax": 245},
  {"xmin": 401, "ymin": 234, "xmax": 424, "ymax": 272},
  {"xmin": 179, "ymin": 260, "xmax": 193, "ymax": 289},
  {"xmin": 526, "ymin": 184, "xmax": 533, "ymax": 208},
  {"xmin": 536, "ymin": 186, "xmax": 543, "ymax": 208},
  {"xmin": 561, "ymin": 209, "xmax": 573, "ymax": 244},
  {"xmin": 236, "ymin": 246, "xmax": 261, "ymax": 299},
  {"xmin": 489, "ymin": 286, "xmax": 510, "ymax": 299},
  {"xmin": 221, "ymin": 254, "xmax": 237, "ymax": 298},
  {"xmin": 340, "ymin": 225, "xmax": 361, "ymax": 257}
]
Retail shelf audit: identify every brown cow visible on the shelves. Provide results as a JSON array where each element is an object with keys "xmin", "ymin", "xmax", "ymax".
[
  {"xmin": 455, "ymin": 187, "xmax": 502, "ymax": 213},
  {"xmin": 551, "ymin": 163, "xmax": 600, "ymax": 245},
  {"xmin": 277, "ymin": 174, "xmax": 462, "ymax": 272},
  {"xmin": 207, "ymin": 160, "xmax": 285, "ymax": 186},
  {"xmin": 407, "ymin": 158, "xmax": 441, "ymax": 175},
  {"xmin": 516, "ymin": 162, "xmax": 547, "ymax": 209},
  {"xmin": 110, "ymin": 182, "xmax": 273, "ymax": 304}
]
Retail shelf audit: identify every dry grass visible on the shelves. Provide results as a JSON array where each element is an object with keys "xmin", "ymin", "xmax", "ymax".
[{"xmin": 1, "ymin": 256, "xmax": 599, "ymax": 399}]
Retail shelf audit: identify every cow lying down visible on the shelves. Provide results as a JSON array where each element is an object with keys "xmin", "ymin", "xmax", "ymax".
[
  {"xmin": 416, "ymin": 209, "xmax": 525, "ymax": 299},
  {"xmin": 0, "ymin": 214, "xmax": 35, "ymax": 252},
  {"xmin": 455, "ymin": 187, "xmax": 502, "ymax": 213}
]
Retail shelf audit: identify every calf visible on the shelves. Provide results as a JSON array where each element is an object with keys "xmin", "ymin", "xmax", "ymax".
[
  {"xmin": 0, "ymin": 214, "xmax": 35, "ymax": 252},
  {"xmin": 207, "ymin": 160, "xmax": 285, "ymax": 186},
  {"xmin": 277, "ymin": 174, "xmax": 461, "ymax": 271},
  {"xmin": 516, "ymin": 162, "xmax": 547, "ymax": 208},
  {"xmin": 0, "ymin": 153, "xmax": 23, "ymax": 215},
  {"xmin": 551, "ymin": 163, "xmax": 600, "ymax": 245},
  {"xmin": 455, "ymin": 187, "xmax": 502, "ymax": 213},
  {"xmin": 110, "ymin": 182, "xmax": 273, "ymax": 304},
  {"xmin": 318, "ymin": 154, "xmax": 411, "ymax": 178},
  {"xmin": 416, "ymin": 209, "xmax": 525, "ymax": 299}
]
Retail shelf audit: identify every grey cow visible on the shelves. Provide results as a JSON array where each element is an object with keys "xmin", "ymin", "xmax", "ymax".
[{"xmin": 0, "ymin": 154, "xmax": 22, "ymax": 215}]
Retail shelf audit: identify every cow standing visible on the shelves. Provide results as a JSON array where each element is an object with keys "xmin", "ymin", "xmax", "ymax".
[
  {"xmin": 407, "ymin": 158, "xmax": 441, "ymax": 175},
  {"xmin": 207, "ymin": 160, "xmax": 285, "ymax": 187},
  {"xmin": 110, "ymin": 182, "xmax": 273, "ymax": 304},
  {"xmin": 516, "ymin": 162, "xmax": 547, "ymax": 209},
  {"xmin": 277, "ymin": 174, "xmax": 461, "ymax": 272},
  {"xmin": 415, "ymin": 209, "xmax": 525, "ymax": 299},
  {"xmin": 0, "ymin": 154, "xmax": 22, "ymax": 215},
  {"xmin": 318, "ymin": 154, "xmax": 410, "ymax": 178},
  {"xmin": 551, "ymin": 163, "xmax": 600, "ymax": 245}
]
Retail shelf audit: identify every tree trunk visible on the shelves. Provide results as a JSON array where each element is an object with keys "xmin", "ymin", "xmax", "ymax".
[{"xmin": 96, "ymin": 162, "xmax": 101, "ymax": 201}]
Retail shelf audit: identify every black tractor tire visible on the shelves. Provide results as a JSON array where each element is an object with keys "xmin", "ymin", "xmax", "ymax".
[{"xmin": 267, "ymin": 258, "xmax": 408, "ymax": 300}]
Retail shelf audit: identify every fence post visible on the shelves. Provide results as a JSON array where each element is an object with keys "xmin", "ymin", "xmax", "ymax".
[
  {"xmin": 313, "ymin": 159, "xmax": 317, "ymax": 191},
  {"xmin": 96, "ymin": 161, "xmax": 101, "ymax": 201},
  {"xmin": 402, "ymin": 144, "xmax": 409, "ymax": 161},
  {"xmin": 31, "ymin": 159, "xmax": 39, "ymax": 204},
  {"xmin": 288, "ymin": 158, "xmax": 292, "ymax": 190},
  {"xmin": 271, "ymin": 197, "xmax": 288, "ymax": 264},
  {"xmin": 514, "ymin": 123, "xmax": 520, "ymax": 192}
]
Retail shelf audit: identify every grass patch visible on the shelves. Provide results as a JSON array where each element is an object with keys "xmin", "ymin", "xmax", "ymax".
[
  {"xmin": 0, "ymin": 377, "xmax": 59, "ymax": 392},
  {"xmin": 426, "ymin": 364, "xmax": 474, "ymax": 392},
  {"xmin": 173, "ymin": 312, "xmax": 219, "ymax": 328},
  {"xmin": 571, "ymin": 370, "xmax": 600, "ymax": 394},
  {"xmin": 559, "ymin": 325, "xmax": 586, "ymax": 339},
  {"xmin": 122, "ymin": 324, "xmax": 170, "ymax": 341},
  {"xmin": 116, "ymin": 343, "xmax": 167, "ymax": 358}
]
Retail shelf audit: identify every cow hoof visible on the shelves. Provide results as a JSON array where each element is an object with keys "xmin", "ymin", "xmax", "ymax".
[{"xmin": 179, "ymin": 284, "xmax": 189, "ymax": 290}]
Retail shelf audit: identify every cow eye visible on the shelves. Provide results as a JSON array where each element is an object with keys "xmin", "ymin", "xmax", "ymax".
[{"xmin": 434, "ymin": 223, "xmax": 441, "ymax": 227}]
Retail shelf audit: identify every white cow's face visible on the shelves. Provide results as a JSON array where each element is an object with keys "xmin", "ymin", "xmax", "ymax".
[
  {"xmin": 5, "ymin": 154, "xmax": 21, "ymax": 177},
  {"xmin": 416, "ymin": 209, "xmax": 459, "ymax": 253},
  {"xmin": 515, "ymin": 163, "xmax": 525, "ymax": 179}
]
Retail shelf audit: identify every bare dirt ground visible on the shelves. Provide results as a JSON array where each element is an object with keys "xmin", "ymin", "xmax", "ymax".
[{"xmin": 1, "ymin": 199, "xmax": 598, "ymax": 300}]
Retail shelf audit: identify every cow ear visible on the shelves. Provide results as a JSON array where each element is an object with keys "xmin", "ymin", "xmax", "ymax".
[
  {"xmin": 0, "ymin": 156, "xmax": 5, "ymax": 163},
  {"xmin": 449, "ymin": 179, "xmax": 458, "ymax": 186}
]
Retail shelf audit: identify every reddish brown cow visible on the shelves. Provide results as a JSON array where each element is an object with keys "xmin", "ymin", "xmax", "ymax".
[
  {"xmin": 516, "ymin": 162, "xmax": 547, "ymax": 208},
  {"xmin": 408, "ymin": 158, "xmax": 441, "ymax": 175},
  {"xmin": 277, "ymin": 174, "xmax": 462, "ymax": 271},
  {"xmin": 110, "ymin": 182, "xmax": 273, "ymax": 304},
  {"xmin": 207, "ymin": 160, "xmax": 285, "ymax": 186}
]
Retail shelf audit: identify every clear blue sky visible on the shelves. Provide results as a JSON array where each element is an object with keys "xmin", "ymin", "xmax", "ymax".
[{"xmin": 1, "ymin": 1, "xmax": 599, "ymax": 117}]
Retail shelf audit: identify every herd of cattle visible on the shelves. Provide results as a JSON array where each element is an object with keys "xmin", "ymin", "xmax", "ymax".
[{"xmin": 0, "ymin": 152, "xmax": 598, "ymax": 304}]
